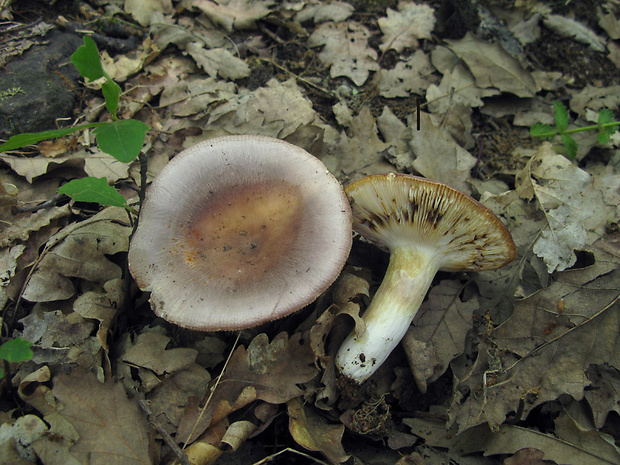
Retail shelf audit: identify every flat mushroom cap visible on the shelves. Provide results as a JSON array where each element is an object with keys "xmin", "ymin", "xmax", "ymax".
[
  {"xmin": 129, "ymin": 135, "xmax": 352, "ymax": 331},
  {"xmin": 346, "ymin": 173, "xmax": 516, "ymax": 271}
]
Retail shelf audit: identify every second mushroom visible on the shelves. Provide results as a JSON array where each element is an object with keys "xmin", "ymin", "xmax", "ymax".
[{"xmin": 335, "ymin": 173, "xmax": 516, "ymax": 384}]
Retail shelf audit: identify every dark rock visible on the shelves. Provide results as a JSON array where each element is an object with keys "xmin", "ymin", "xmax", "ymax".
[{"xmin": 0, "ymin": 29, "xmax": 83, "ymax": 140}]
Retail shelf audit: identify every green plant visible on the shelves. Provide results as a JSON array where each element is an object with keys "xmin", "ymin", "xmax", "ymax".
[
  {"xmin": 0, "ymin": 36, "xmax": 149, "ymax": 209},
  {"xmin": 530, "ymin": 101, "xmax": 620, "ymax": 159},
  {"xmin": 0, "ymin": 337, "xmax": 33, "ymax": 379}
]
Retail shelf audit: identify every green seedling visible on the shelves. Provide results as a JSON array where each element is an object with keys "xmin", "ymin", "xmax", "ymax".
[
  {"xmin": 0, "ymin": 337, "xmax": 33, "ymax": 379},
  {"xmin": 0, "ymin": 36, "xmax": 149, "ymax": 209},
  {"xmin": 530, "ymin": 101, "xmax": 620, "ymax": 159}
]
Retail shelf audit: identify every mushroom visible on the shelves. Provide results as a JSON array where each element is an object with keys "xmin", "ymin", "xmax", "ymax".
[
  {"xmin": 335, "ymin": 173, "xmax": 516, "ymax": 383},
  {"xmin": 128, "ymin": 135, "xmax": 352, "ymax": 331}
]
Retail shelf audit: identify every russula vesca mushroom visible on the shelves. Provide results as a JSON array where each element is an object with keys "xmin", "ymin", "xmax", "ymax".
[
  {"xmin": 128, "ymin": 135, "xmax": 352, "ymax": 331},
  {"xmin": 335, "ymin": 173, "xmax": 516, "ymax": 383}
]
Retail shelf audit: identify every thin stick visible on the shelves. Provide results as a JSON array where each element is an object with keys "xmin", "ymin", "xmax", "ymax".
[
  {"xmin": 252, "ymin": 447, "xmax": 330, "ymax": 465},
  {"xmin": 182, "ymin": 331, "xmax": 242, "ymax": 448},
  {"xmin": 140, "ymin": 399, "xmax": 192, "ymax": 465}
]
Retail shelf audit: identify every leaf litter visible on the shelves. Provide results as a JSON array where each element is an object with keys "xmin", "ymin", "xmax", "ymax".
[{"xmin": 1, "ymin": 1, "xmax": 619, "ymax": 464}]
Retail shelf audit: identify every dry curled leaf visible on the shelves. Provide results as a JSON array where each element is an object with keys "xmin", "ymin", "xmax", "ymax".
[
  {"xmin": 177, "ymin": 332, "xmax": 318, "ymax": 443},
  {"xmin": 288, "ymin": 396, "xmax": 349, "ymax": 464}
]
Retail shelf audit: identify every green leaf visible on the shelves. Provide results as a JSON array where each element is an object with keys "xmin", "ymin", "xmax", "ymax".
[
  {"xmin": 0, "ymin": 123, "xmax": 104, "ymax": 152},
  {"xmin": 561, "ymin": 134, "xmax": 578, "ymax": 159},
  {"xmin": 0, "ymin": 338, "xmax": 33, "ymax": 363},
  {"xmin": 553, "ymin": 101, "xmax": 569, "ymax": 133},
  {"xmin": 102, "ymin": 80, "xmax": 122, "ymax": 120},
  {"xmin": 597, "ymin": 126, "xmax": 615, "ymax": 145},
  {"xmin": 58, "ymin": 177, "xmax": 128, "ymax": 208},
  {"xmin": 94, "ymin": 119, "xmax": 149, "ymax": 162},
  {"xmin": 598, "ymin": 108, "xmax": 614, "ymax": 125},
  {"xmin": 530, "ymin": 123, "xmax": 556, "ymax": 138},
  {"xmin": 71, "ymin": 36, "xmax": 106, "ymax": 82}
]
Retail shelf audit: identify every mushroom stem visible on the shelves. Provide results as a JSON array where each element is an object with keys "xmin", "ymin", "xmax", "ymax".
[{"xmin": 335, "ymin": 246, "xmax": 439, "ymax": 384}]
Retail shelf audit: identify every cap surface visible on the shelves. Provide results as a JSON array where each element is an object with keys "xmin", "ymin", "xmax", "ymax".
[
  {"xmin": 345, "ymin": 173, "xmax": 516, "ymax": 271},
  {"xmin": 129, "ymin": 135, "xmax": 352, "ymax": 330}
]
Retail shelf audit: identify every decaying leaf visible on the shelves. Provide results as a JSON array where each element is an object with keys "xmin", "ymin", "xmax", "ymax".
[
  {"xmin": 330, "ymin": 106, "xmax": 391, "ymax": 179},
  {"xmin": 121, "ymin": 331, "xmax": 198, "ymax": 376},
  {"xmin": 296, "ymin": 1, "xmax": 354, "ymax": 24},
  {"xmin": 376, "ymin": 50, "xmax": 436, "ymax": 98},
  {"xmin": 544, "ymin": 14, "xmax": 606, "ymax": 52},
  {"xmin": 19, "ymin": 309, "xmax": 98, "ymax": 369},
  {"xmin": 378, "ymin": 1, "xmax": 435, "ymax": 52},
  {"xmin": 125, "ymin": 0, "xmax": 173, "ymax": 27},
  {"xmin": 378, "ymin": 107, "xmax": 476, "ymax": 193},
  {"xmin": 206, "ymin": 78, "xmax": 320, "ymax": 140},
  {"xmin": 185, "ymin": 44, "xmax": 250, "ymax": 80},
  {"xmin": 402, "ymin": 280, "xmax": 478, "ymax": 393},
  {"xmin": 288, "ymin": 396, "xmax": 349, "ymax": 464},
  {"xmin": 20, "ymin": 207, "xmax": 131, "ymax": 302},
  {"xmin": 159, "ymin": 75, "xmax": 237, "ymax": 117},
  {"xmin": 516, "ymin": 143, "xmax": 619, "ymax": 273},
  {"xmin": 453, "ymin": 419, "xmax": 620, "ymax": 465},
  {"xmin": 177, "ymin": 332, "xmax": 318, "ymax": 443},
  {"xmin": 569, "ymin": 84, "xmax": 620, "ymax": 114},
  {"xmin": 190, "ymin": 0, "xmax": 274, "ymax": 32},
  {"xmin": 445, "ymin": 33, "xmax": 537, "ymax": 98},
  {"xmin": 426, "ymin": 63, "xmax": 500, "ymax": 113},
  {"xmin": 32, "ymin": 372, "xmax": 151, "ymax": 465},
  {"xmin": 0, "ymin": 414, "xmax": 48, "ymax": 463},
  {"xmin": 144, "ymin": 363, "xmax": 211, "ymax": 434},
  {"xmin": 448, "ymin": 245, "xmax": 620, "ymax": 433},
  {"xmin": 308, "ymin": 21, "xmax": 379, "ymax": 86}
]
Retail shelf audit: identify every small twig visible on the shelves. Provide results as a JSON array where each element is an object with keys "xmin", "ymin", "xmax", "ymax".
[
  {"xmin": 11, "ymin": 193, "xmax": 64, "ymax": 214},
  {"xmin": 472, "ymin": 135, "xmax": 484, "ymax": 178},
  {"xmin": 259, "ymin": 58, "xmax": 334, "ymax": 97},
  {"xmin": 183, "ymin": 331, "xmax": 242, "ymax": 448},
  {"xmin": 140, "ymin": 399, "xmax": 192, "ymax": 465},
  {"xmin": 252, "ymin": 448, "xmax": 330, "ymax": 465}
]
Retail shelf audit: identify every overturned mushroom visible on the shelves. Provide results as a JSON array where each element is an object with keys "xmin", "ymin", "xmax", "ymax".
[
  {"xmin": 335, "ymin": 173, "xmax": 516, "ymax": 383},
  {"xmin": 128, "ymin": 135, "xmax": 352, "ymax": 331}
]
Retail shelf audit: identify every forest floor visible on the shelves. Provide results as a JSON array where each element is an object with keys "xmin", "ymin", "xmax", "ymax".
[{"xmin": 1, "ymin": 1, "xmax": 619, "ymax": 464}]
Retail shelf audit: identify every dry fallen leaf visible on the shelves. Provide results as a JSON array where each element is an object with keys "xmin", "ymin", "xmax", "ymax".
[
  {"xmin": 20, "ymin": 207, "xmax": 131, "ymax": 302},
  {"xmin": 288, "ymin": 396, "xmax": 349, "ymax": 464},
  {"xmin": 205, "ymin": 78, "xmax": 320, "ymax": 141},
  {"xmin": 121, "ymin": 331, "xmax": 198, "ymax": 376},
  {"xmin": 378, "ymin": 1, "xmax": 435, "ymax": 52},
  {"xmin": 543, "ymin": 14, "xmax": 606, "ymax": 52},
  {"xmin": 377, "ymin": 107, "xmax": 476, "ymax": 193},
  {"xmin": 33, "ymin": 372, "xmax": 151, "ymax": 465},
  {"xmin": 190, "ymin": 0, "xmax": 274, "ymax": 32},
  {"xmin": 330, "ymin": 106, "xmax": 392, "ymax": 179},
  {"xmin": 308, "ymin": 21, "xmax": 379, "ymax": 86},
  {"xmin": 454, "ymin": 419, "xmax": 620, "ymax": 465},
  {"xmin": 448, "ymin": 244, "xmax": 620, "ymax": 433},
  {"xmin": 402, "ymin": 280, "xmax": 478, "ymax": 393},
  {"xmin": 516, "ymin": 143, "xmax": 619, "ymax": 273},
  {"xmin": 177, "ymin": 331, "xmax": 318, "ymax": 443},
  {"xmin": 445, "ymin": 33, "xmax": 537, "ymax": 98},
  {"xmin": 376, "ymin": 50, "xmax": 436, "ymax": 98},
  {"xmin": 185, "ymin": 44, "xmax": 250, "ymax": 80},
  {"xmin": 124, "ymin": 0, "xmax": 173, "ymax": 27}
]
